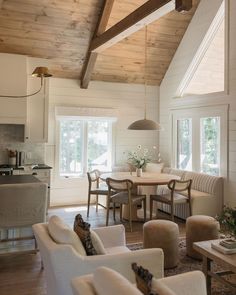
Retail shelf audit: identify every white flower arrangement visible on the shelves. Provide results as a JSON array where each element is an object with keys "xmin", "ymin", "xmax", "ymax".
[{"xmin": 126, "ymin": 145, "xmax": 161, "ymax": 169}]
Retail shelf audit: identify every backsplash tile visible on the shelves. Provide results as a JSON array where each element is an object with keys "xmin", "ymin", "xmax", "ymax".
[{"xmin": 0, "ymin": 124, "xmax": 45, "ymax": 164}]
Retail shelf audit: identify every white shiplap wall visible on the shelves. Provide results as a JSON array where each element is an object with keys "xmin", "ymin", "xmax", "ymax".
[
  {"xmin": 47, "ymin": 78, "xmax": 159, "ymax": 206},
  {"xmin": 160, "ymin": 0, "xmax": 236, "ymax": 206}
]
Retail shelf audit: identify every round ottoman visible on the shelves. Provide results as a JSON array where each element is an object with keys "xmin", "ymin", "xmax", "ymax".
[
  {"xmin": 186, "ymin": 215, "xmax": 220, "ymax": 260},
  {"xmin": 143, "ymin": 220, "xmax": 179, "ymax": 269}
]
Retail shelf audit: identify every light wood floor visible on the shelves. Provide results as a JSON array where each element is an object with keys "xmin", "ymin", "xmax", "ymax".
[{"xmin": 0, "ymin": 205, "xmax": 186, "ymax": 295}]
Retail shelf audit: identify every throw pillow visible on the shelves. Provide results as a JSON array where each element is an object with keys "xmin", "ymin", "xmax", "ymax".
[
  {"xmin": 48, "ymin": 215, "xmax": 86, "ymax": 256},
  {"xmin": 74, "ymin": 213, "xmax": 97, "ymax": 256},
  {"xmin": 132, "ymin": 263, "xmax": 158, "ymax": 295},
  {"xmin": 93, "ymin": 266, "xmax": 143, "ymax": 295},
  {"xmin": 90, "ymin": 230, "xmax": 106, "ymax": 255}
]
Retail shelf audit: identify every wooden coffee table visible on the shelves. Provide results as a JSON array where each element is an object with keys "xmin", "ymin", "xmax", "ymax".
[{"xmin": 193, "ymin": 239, "xmax": 236, "ymax": 295}]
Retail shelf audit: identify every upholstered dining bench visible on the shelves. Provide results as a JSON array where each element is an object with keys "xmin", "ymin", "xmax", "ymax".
[{"xmin": 157, "ymin": 168, "xmax": 224, "ymax": 219}]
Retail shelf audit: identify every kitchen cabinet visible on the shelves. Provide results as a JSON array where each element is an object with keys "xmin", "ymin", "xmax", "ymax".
[{"xmin": 24, "ymin": 80, "xmax": 49, "ymax": 143}]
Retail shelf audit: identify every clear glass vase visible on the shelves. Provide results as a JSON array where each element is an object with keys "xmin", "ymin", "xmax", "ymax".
[{"xmin": 136, "ymin": 168, "xmax": 142, "ymax": 177}]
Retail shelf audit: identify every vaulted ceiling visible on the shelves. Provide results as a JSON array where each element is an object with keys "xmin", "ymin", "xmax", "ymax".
[{"xmin": 0, "ymin": 0, "xmax": 200, "ymax": 86}]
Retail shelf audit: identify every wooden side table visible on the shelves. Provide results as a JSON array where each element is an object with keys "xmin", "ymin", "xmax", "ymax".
[{"xmin": 193, "ymin": 239, "xmax": 236, "ymax": 295}]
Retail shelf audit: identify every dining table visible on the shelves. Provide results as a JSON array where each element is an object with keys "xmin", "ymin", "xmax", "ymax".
[{"xmin": 100, "ymin": 171, "xmax": 180, "ymax": 220}]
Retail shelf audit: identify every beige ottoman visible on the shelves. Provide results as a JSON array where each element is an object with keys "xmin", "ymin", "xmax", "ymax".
[
  {"xmin": 186, "ymin": 215, "xmax": 220, "ymax": 260},
  {"xmin": 143, "ymin": 220, "xmax": 179, "ymax": 269}
]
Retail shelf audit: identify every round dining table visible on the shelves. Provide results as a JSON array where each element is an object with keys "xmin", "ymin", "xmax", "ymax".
[
  {"xmin": 100, "ymin": 171, "xmax": 179, "ymax": 186},
  {"xmin": 100, "ymin": 171, "xmax": 180, "ymax": 220}
]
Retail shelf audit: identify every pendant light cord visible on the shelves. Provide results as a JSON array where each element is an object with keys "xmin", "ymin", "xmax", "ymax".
[{"xmin": 144, "ymin": 26, "xmax": 147, "ymax": 120}]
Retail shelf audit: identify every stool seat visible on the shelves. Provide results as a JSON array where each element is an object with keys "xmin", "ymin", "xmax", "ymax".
[
  {"xmin": 143, "ymin": 220, "xmax": 179, "ymax": 269},
  {"xmin": 186, "ymin": 215, "xmax": 220, "ymax": 260}
]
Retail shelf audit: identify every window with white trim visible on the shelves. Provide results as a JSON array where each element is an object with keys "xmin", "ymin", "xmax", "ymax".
[
  {"xmin": 172, "ymin": 106, "xmax": 227, "ymax": 176},
  {"xmin": 58, "ymin": 117, "xmax": 113, "ymax": 177}
]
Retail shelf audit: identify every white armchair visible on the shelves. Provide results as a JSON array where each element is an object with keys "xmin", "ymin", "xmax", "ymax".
[
  {"xmin": 33, "ymin": 220, "xmax": 164, "ymax": 295},
  {"xmin": 71, "ymin": 267, "xmax": 207, "ymax": 295}
]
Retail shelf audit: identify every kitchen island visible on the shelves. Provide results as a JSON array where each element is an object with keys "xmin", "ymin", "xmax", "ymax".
[{"xmin": 0, "ymin": 175, "xmax": 47, "ymax": 255}]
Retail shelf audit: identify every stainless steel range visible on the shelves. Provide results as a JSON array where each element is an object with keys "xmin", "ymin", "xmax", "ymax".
[{"xmin": 0, "ymin": 165, "xmax": 13, "ymax": 175}]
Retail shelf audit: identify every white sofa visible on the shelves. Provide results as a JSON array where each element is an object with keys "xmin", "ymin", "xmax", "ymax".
[
  {"xmin": 71, "ymin": 266, "xmax": 207, "ymax": 295},
  {"xmin": 159, "ymin": 168, "xmax": 224, "ymax": 219},
  {"xmin": 33, "ymin": 219, "xmax": 164, "ymax": 295}
]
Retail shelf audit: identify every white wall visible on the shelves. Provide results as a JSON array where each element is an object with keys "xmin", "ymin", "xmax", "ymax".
[
  {"xmin": 47, "ymin": 78, "xmax": 159, "ymax": 206},
  {"xmin": 160, "ymin": 0, "xmax": 236, "ymax": 206}
]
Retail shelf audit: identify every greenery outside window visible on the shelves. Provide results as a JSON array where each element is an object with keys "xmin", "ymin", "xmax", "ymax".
[
  {"xmin": 59, "ymin": 118, "xmax": 112, "ymax": 177},
  {"xmin": 172, "ymin": 105, "xmax": 227, "ymax": 177}
]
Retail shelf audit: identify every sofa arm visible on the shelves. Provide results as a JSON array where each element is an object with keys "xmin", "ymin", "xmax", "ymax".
[
  {"xmin": 153, "ymin": 271, "xmax": 207, "ymax": 295},
  {"xmin": 191, "ymin": 195, "xmax": 222, "ymax": 217},
  {"xmin": 93, "ymin": 224, "xmax": 126, "ymax": 248},
  {"xmin": 50, "ymin": 246, "xmax": 164, "ymax": 295}
]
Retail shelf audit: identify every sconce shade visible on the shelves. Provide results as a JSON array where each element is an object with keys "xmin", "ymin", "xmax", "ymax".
[
  {"xmin": 32, "ymin": 67, "xmax": 52, "ymax": 77},
  {"xmin": 128, "ymin": 119, "xmax": 161, "ymax": 130}
]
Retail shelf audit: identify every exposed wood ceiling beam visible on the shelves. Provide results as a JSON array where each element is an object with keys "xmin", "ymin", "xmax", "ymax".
[
  {"xmin": 80, "ymin": 0, "xmax": 115, "ymax": 89},
  {"xmin": 81, "ymin": 0, "xmax": 192, "ymax": 88},
  {"xmin": 90, "ymin": 0, "xmax": 175, "ymax": 53}
]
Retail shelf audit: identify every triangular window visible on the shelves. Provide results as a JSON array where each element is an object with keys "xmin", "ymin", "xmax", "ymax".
[{"xmin": 180, "ymin": 2, "xmax": 225, "ymax": 96}]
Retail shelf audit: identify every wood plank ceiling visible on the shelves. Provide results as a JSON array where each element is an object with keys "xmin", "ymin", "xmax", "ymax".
[{"xmin": 0, "ymin": 0, "xmax": 200, "ymax": 86}]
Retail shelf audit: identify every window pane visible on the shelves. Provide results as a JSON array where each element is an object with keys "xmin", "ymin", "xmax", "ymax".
[
  {"xmin": 87, "ymin": 120, "xmax": 111, "ymax": 172},
  {"xmin": 59, "ymin": 120, "xmax": 82, "ymax": 177},
  {"xmin": 200, "ymin": 117, "xmax": 220, "ymax": 176},
  {"xmin": 177, "ymin": 119, "xmax": 192, "ymax": 170}
]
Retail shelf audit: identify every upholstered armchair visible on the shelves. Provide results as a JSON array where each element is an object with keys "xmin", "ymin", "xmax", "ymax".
[
  {"xmin": 71, "ymin": 267, "xmax": 207, "ymax": 295},
  {"xmin": 33, "ymin": 218, "xmax": 164, "ymax": 295}
]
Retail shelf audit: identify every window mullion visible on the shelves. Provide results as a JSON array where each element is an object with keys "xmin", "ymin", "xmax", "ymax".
[{"xmin": 83, "ymin": 121, "xmax": 88, "ymax": 175}]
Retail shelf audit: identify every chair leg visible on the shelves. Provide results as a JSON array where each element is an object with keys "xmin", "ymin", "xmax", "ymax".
[
  {"xmin": 113, "ymin": 202, "xmax": 116, "ymax": 221},
  {"xmin": 129, "ymin": 204, "xmax": 132, "ymax": 232},
  {"xmin": 171, "ymin": 205, "xmax": 174, "ymax": 221},
  {"xmin": 96, "ymin": 194, "xmax": 98, "ymax": 212},
  {"xmin": 189, "ymin": 201, "xmax": 192, "ymax": 216},
  {"xmin": 150, "ymin": 197, "xmax": 153, "ymax": 220},
  {"xmin": 120, "ymin": 204, "xmax": 123, "ymax": 221},
  {"xmin": 106, "ymin": 196, "xmax": 110, "ymax": 226},
  {"xmin": 143, "ymin": 199, "xmax": 146, "ymax": 222},
  {"xmin": 87, "ymin": 193, "xmax": 91, "ymax": 217}
]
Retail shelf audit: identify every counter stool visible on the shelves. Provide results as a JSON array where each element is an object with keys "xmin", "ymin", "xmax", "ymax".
[
  {"xmin": 143, "ymin": 220, "xmax": 179, "ymax": 269},
  {"xmin": 186, "ymin": 215, "xmax": 220, "ymax": 260}
]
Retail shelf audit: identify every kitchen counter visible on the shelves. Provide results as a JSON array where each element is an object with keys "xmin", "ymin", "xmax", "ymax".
[
  {"xmin": 0, "ymin": 175, "xmax": 41, "ymax": 185},
  {"xmin": 8, "ymin": 164, "xmax": 52, "ymax": 170}
]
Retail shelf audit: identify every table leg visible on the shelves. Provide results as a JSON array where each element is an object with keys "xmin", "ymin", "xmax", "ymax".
[{"xmin": 202, "ymin": 256, "xmax": 211, "ymax": 295}]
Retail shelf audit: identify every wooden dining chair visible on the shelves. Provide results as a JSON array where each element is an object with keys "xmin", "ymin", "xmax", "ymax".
[
  {"xmin": 87, "ymin": 170, "xmax": 109, "ymax": 217},
  {"xmin": 106, "ymin": 177, "xmax": 146, "ymax": 232},
  {"xmin": 150, "ymin": 179, "xmax": 192, "ymax": 221}
]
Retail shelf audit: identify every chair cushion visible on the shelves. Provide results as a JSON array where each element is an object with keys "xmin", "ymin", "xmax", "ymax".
[
  {"xmin": 48, "ymin": 215, "xmax": 86, "ymax": 256},
  {"xmin": 90, "ymin": 230, "xmax": 106, "ymax": 255},
  {"xmin": 105, "ymin": 246, "xmax": 130, "ymax": 254},
  {"xmin": 74, "ymin": 214, "xmax": 97, "ymax": 256},
  {"xmin": 152, "ymin": 193, "xmax": 188, "ymax": 204},
  {"xmin": 181, "ymin": 189, "xmax": 212, "ymax": 199},
  {"xmin": 93, "ymin": 267, "xmax": 143, "ymax": 295}
]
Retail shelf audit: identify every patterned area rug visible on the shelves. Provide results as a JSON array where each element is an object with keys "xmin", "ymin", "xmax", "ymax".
[{"xmin": 127, "ymin": 239, "xmax": 236, "ymax": 295}]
